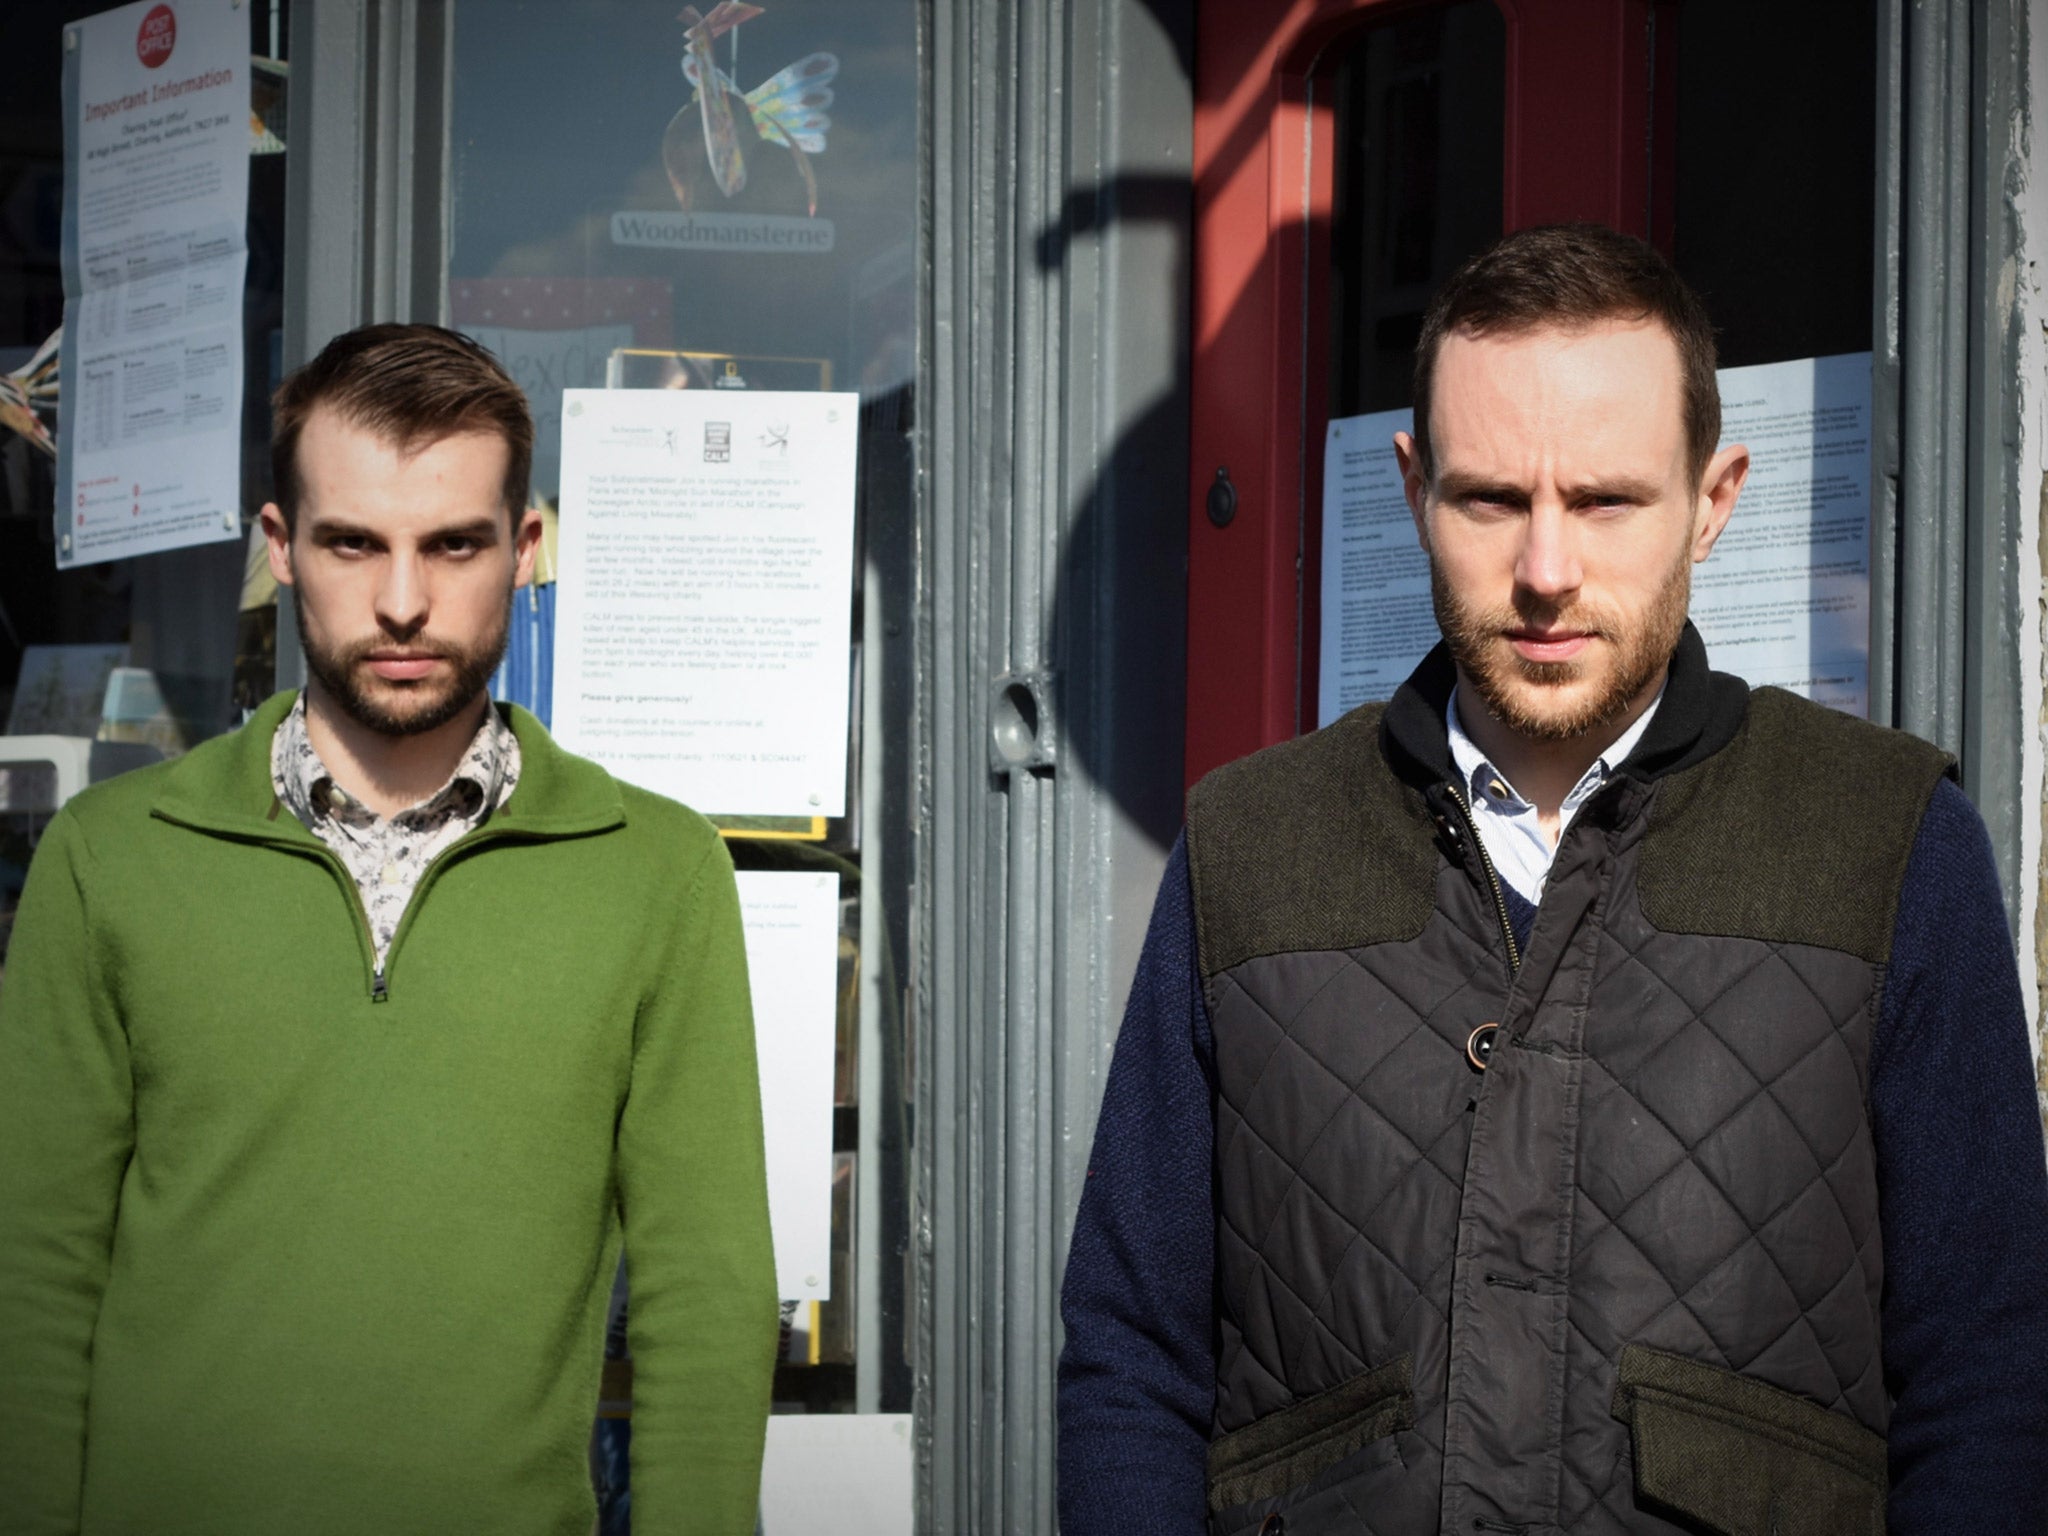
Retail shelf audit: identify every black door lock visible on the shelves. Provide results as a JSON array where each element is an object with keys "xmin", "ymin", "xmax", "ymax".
[{"xmin": 1206, "ymin": 465, "xmax": 1238, "ymax": 527}]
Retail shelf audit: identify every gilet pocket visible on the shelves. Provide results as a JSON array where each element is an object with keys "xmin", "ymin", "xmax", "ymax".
[
  {"xmin": 1206, "ymin": 1354, "xmax": 1415, "ymax": 1513},
  {"xmin": 1610, "ymin": 1344, "xmax": 1886, "ymax": 1536}
]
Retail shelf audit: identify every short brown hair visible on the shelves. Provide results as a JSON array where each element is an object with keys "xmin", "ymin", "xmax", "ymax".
[
  {"xmin": 271, "ymin": 323, "xmax": 533, "ymax": 529},
  {"xmin": 1411, "ymin": 223, "xmax": 1720, "ymax": 488}
]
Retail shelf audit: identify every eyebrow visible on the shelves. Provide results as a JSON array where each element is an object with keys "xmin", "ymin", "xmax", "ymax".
[
  {"xmin": 1433, "ymin": 471, "xmax": 1668, "ymax": 505},
  {"xmin": 1432, "ymin": 472, "xmax": 1526, "ymax": 505},
  {"xmin": 306, "ymin": 515, "xmax": 504, "ymax": 544},
  {"xmin": 1557, "ymin": 475, "xmax": 1667, "ymax": 504},
  {"xmin": 424, "ymin": 517, "xmax": 505, "ymax": 543}
]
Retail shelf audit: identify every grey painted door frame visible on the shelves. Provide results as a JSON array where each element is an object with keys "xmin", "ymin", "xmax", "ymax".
[
  {"xmin": 922, "ymin": 0, "xmax": 1192, "ymax": 1528},
  {"xmin": 1876, "ymin": 0, "xmax": 2031, "ymax": 920}
]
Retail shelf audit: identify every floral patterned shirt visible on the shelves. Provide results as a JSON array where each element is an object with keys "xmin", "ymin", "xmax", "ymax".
[{"xmin": 270, "ymin": 694, "xmax": 520, "ymax": 969}]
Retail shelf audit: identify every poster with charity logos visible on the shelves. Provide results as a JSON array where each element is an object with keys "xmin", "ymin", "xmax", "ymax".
[
  {"xmin": 551, "ymin": 386, "xmax": 859, "ymax": 817},
  {"xmin": 57, "ymin": 0, "xmax": 248, "ymax": 568}
]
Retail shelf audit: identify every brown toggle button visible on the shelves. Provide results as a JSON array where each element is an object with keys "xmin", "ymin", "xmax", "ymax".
[
  {"xmin": 1466, "ymin": 1022, "xmax": 1500, "ymax": 1071},
  {"xmin": 1258, "ymin": 1516, "xmax": 1286, "ymax": 1536}
]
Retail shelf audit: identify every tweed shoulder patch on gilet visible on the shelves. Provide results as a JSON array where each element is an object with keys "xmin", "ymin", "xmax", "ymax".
[
  {"xmin": 1184, "ymin": 702, "xmax": 1439, "ymax": 987},
  {"xmin": 1639, "ymin": 687, "xmax": 1956, "ymax": 962}
]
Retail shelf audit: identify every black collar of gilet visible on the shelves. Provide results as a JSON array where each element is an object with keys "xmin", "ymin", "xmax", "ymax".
[{"xmin": 1379, "ymin": 620, "xmax": 1752, "ymax": 792}]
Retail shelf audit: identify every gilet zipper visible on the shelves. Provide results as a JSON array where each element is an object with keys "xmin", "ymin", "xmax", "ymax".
[{"xmin": 1444, "ymin": 780, "xmax": 1522, "ymax": 975}]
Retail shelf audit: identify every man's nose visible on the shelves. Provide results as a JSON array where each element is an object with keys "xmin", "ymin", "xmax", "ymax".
[
  {"xmin": 1514, "ymin": 501, "xmax": 1582, "ymax": 604},
  {"xmin": 375, "ymin": 550, "xmax": 430, "ymax": 636}
]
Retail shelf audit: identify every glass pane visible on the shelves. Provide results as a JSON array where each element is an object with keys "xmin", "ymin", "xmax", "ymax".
[
  {"xmin": 1325, "ymin": 1, "xmax": 1505, "ymax": 418},
  {"xmin": 447, "ymin": 0, "xmax": 919, "ymax": 1511},
  {"xmin": 1672, "ymin": 0, "xmax": 1874, "ymax": 368},
  {"xmin": 0, "ymin": 0, "xmax": 289, "ymax": 972}
]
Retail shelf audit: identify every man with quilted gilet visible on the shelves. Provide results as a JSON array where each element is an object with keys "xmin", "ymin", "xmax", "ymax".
[
  {"xmin": 1057, "ymin": 225, "xmax": 2048, "ymax": 1534},
  {"xmin": 0, "ymin": 325, "xmax": 777, "ymax": 1534}
]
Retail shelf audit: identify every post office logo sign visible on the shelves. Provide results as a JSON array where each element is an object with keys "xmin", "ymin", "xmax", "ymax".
[{"xmin": 137, "ymin": 4, "xmax": 177, "ymax": 69}]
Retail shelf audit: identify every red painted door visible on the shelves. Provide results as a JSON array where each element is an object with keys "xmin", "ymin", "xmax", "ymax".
[{"xmin": 1185, "ymin": 0, "xmax": 1677, "ymax": 785}]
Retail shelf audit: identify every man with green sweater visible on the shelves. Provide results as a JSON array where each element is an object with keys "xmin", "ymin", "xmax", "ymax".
[{"xmin": 0, "ymin": 324, "xmax": 778, "ymax": 1534}]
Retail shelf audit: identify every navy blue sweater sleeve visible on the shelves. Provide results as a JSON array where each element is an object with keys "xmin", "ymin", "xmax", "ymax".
[
  {"xmin": 1873, "ymin": 778, "xmax": 2048, "ymax": 1529},
  {"xmin": 1057, "ymin": 834, "xmax": 1214, "ymax": 1536}
]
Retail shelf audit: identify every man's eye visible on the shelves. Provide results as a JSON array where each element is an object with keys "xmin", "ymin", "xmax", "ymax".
[
  {"xmin": 439, "ymin": 537, "xmax": 479, "ymax": 556},
  {"xmin": 329, "ymin": 535, "xmax": 372, "ymax": 555}
]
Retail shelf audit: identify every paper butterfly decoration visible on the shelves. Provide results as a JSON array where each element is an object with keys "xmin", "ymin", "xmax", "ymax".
[{"xmin": 669, "ymin": 4, "xmax": 838, "ymax": 217}]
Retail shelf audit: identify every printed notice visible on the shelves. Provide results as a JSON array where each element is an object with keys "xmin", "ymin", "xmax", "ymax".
[
  {"xmin": 553, "ymin": 387, "xmax": 858, "ymax": 815},
  {"xmin": 738, "ymin": 871, "xmax": 840, "ymax": 1302},
  {"xmin": 58, "ymin": 0, "xmax": 248, "ymax": 568},
  {"xmin": 1317, "ymin": 407, "xmax": 1430, "ymax": 725},
  {"xmin": 1690, "ymin": 353, "xmax": 1872, "ymax": 715}
]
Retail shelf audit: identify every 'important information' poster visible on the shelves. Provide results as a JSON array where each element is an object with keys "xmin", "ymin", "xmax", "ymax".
[{"xmin": 58, "ymin": 0, "xmax": 248, "ymax": 568}]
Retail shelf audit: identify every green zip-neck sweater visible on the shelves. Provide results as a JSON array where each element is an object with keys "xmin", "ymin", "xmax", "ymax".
[{"xmin": 0, "ymin": 692, "xmax": 776, "ymax": 1535}]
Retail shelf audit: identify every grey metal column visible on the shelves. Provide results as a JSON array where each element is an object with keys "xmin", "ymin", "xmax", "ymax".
[
  {"xmin": 921, "ymin": 0, "xmax": 1192, "ymax": 1528},
  {"xmin": 1893, "ymin": 0, "xmax": 1970, "ymax": 754},
  {"xmin": 281, "ymin": 0, "xmax": 450, "ymax": 351},
  {"xmin": 1869, "ymin": 0, "xmax": 1904, "ymax": 729},
  {"xmin": 1880, "ymin": 0, "xmax": 2029, "ymax": 917},
  {"xmin": 1961, "ymin": 0, "xmax": 2027, "ymax": 915}
]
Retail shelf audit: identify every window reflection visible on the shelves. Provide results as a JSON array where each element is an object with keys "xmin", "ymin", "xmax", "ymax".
[{"xmin": 1325, "ymin": 1, "xmax": 1504, "ymax": 417}]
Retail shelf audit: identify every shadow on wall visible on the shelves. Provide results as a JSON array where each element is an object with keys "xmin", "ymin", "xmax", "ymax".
[{"xmin": 1036, "ymin": 168, "xmax": 1193, "ymax": 856}]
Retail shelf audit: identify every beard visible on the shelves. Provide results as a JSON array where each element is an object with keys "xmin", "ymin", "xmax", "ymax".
[
  {"xmin": 1430, "ymin": 549, "xmax": 1691, "ymax": 744},
  {"xmin": 300, "ymin": 596, "xmax": 511, "ymax": 739}
]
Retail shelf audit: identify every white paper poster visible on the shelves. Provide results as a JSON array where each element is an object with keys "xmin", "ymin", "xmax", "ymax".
[
  {"xmin": 761, "ymin": 1414, "xmax": 913, "ymax": 1535},
  {"xmin": 58, "ymin": 0, "xmax": 249, "ymax": 568},
  {"xmin": 1689, "ymin": 352, "xmax": 1872, "ymax": 714},
  {"xmin": 1317, "ymin": 406, "xmax": 1428, "ymax": 725},
  {"xmin": 736, "ymin": 870, "xmax": 840, "ymax": 1302},
  {"xmin": 552, "ymin": 387, "xmax": 858, "ymax": 815}
]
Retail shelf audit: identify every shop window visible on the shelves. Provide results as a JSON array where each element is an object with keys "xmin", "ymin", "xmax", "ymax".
[
  {"xmin": 0, "ymin": 0, "xmax": 288, "ymax": 974},
  {"xmin": 1671, "ymin": 0, "xmax": 1875, "ymax": 368},
  {"xmin": 1326, "ymin": 1, "xmax": 1505, "ymax": 418},
  {"xmin": 447, "ymin": 0, "xmax": 918, "ymax": 1518}
]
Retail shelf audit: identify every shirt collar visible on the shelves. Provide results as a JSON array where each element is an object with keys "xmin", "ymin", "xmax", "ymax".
[
  {"xmin": 1445, "ymin": 682, "xmax": 1665, "ymax": 814},
  {"xmin": 271, "ymin": 691, "xmax": 514, "ymax": 828}
]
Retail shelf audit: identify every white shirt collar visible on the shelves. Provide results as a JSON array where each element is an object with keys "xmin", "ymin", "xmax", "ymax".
[
  {"xmin": 1445, "ymin": 682, "xmax": 1664, "ymax": 814},
  {"xmin": 1442, "ymin": 683, "xmax": 1666, "ymax": 905}
]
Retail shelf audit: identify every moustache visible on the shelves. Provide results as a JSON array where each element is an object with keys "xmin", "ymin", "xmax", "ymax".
[
  {"xmin": 1470, "ymin": 602, "xmax": 1616, "ymax": 641},
  {"xmin": 329, "ymin": 638, "xmax": 464, "ymax": 669}
]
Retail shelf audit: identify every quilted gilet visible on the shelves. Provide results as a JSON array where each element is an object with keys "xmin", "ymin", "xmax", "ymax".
[{"xmin": 1183, "ymin": 634, "xmax": 1953, "ymax": 1536}]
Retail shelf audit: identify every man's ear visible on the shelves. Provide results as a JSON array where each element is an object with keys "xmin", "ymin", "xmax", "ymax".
[
  {"xmin": 259, "ymin": 502, "xmax": 295, "ymax": 588},
  {"xmin": 1691, "ymin": 443, "xmax": 1749, "ymax": 563},
  {"xmin": 1394, "ymin": 430, "xmax": 1430, "ymax": 548},
  {"xmin": 512, "ymin": 505, "xmax": 546, "ymax": 590}
]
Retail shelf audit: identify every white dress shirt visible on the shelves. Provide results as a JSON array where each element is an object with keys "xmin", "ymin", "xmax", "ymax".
[{"xmin": 1444, "ymin": 685, "xmax": 1663, "ymax": 905}]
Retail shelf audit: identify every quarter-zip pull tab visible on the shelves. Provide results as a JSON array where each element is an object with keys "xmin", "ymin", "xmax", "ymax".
[{"xmin": 371, "ymin": 970, "xmax": 389, "ymax": 1003}]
